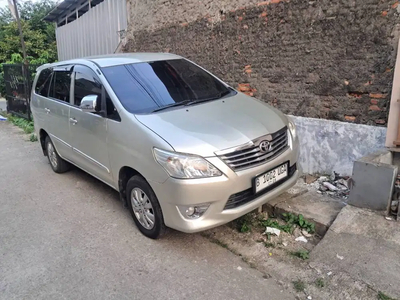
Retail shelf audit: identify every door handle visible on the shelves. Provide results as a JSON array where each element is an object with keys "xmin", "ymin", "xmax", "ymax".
[
  {"xmin": 44, "ymin": 108, "xmax": 50, "ymax": 114},
  {"xmin": 69, "ymin": 118, "xmax": 78, "ymax": 125}
]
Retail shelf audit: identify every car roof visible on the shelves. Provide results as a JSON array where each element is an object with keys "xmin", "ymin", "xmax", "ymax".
[{"xmin": 44, "ymin": 53, "xmax": 183, "ymax": 69}]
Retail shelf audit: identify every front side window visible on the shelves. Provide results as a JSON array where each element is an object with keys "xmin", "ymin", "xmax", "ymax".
[
  {"xmin": 35, "ymin": 68, "xmax": 52, "ymax": 97},
  {"xmin": 101, "ymin": 59, "xmax": 234, "ymax": 114},
  {"xmin": 73, "ymin": 66, "xmax": 102, "ymax": 106},
  {"xmin": 49, "ymin": 70, "xmax": 71, "ymax": 102}
]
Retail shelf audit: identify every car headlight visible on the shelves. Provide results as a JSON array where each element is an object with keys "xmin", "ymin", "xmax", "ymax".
[
  {"xmin": 288, "ymin": 119, "xmax": 297, "ymax": 140},
  {"xmin": 153, "ymin": 148, "xmax": 222, "ymax": 179}
]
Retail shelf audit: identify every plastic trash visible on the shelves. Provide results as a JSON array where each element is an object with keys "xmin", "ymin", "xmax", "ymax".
[
  {"xmin": 264, "ymin": 227, "xmax": 281, "ymax": 236},
  {"xmin": 295, "ymin": 236, "xmax": 308, "ymax": 243}
]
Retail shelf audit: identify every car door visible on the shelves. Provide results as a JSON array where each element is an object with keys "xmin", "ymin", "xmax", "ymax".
[
  {"xmin": 69, "ymin": 65, "xmax": 113, "ymax": 185},
  {"xmin": 46, "ymin": 66, "xmax": 74, "ymax": 160}
]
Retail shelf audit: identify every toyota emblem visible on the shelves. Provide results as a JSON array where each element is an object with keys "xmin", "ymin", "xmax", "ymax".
[{"xmin": 259, "ymin": 140, "xmax": 272, "ymax": 153}]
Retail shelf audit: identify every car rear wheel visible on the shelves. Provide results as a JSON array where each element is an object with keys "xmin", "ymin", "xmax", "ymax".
[
  {"xmin": 126, "ymin": 175, "xmax": 166, "ymax": 239},
  {"xmin": 45, "ymin": 136, "xmax": 70, "ymax": 173}
]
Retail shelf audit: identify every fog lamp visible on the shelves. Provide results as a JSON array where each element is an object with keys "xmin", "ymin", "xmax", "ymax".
[{"xmin": 179, "ymin": 204, "xmax": 210, "ymax": 219}]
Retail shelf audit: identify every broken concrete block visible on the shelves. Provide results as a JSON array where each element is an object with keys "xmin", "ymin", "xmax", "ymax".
[
  {"xmin": 323, "ymin": 182, "xmax": 338, "ymax": 191},
  {"xmin": 318, "ymin": 176, "xmax": 329, "ymax": 183}
]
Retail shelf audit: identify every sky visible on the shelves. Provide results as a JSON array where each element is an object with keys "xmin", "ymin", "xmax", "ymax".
[
  {"xmin": 0, "ymin": 0, "xmax": 60, "ymax": 8},
  {"xmin": 0, "ymin": 0, "xmax": 40, "ymax": 8}
]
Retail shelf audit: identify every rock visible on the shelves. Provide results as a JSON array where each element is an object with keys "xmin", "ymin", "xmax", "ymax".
[
  {"xmin": 319, "ymin": 185, "xmax": 328, "ymax": 192},
  {"xmin": 264, "ymin": 227, "xmax": 280, "ymax": 236},
  {"xmin": 323, "ymin": 182, "xmax": 338, "ymax": 191},
  {"xmin": 282, "ymin": 242, "xmax": 288, "ymax": 247},
  {"xmin": 237, "ymin": 266, "xmax": 242, "ymax": 270},
  {"xmin": 293, "ymin": 227, "xmax": 302, "ymax": 238},
  {"xmin": 318, "ymin": 176, "xmax": 329, "ymax": 183},
  {"xmin": 302, "ymin": 230, "xmax": 312, "ymax": 237},
  {"xmin": 336, "ymin": 178, "xmax": 350, "ymax": 189},
  {"xmin": 330, "ymin": 171, "xmax": 338, "ymax": 181},
  {"xmin": 305, "ymin": 175, "xmax": 317, "ymax": 184},
  {"xmin": 295, "ymin": 236, "xmax": 308, "ymax": 243},
  {"xmin": 327, "ymin": 271, "xmax": 333, "ymax": 276},
  {"xmin": 336, "ymin": 254, "xmax": 344, "ymax": 260},
  {"xmin": 336, "ymin": 183, "xmax": 348, "ymax": 191},
  {"xmin": 307, "ymin": 296, "xmax": 312, "ymax": 300}
]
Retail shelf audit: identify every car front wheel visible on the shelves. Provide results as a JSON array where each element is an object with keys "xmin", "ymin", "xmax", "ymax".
[{"xmin": 126, "ymin": 175, "xmax": 166, "ymax": 239}]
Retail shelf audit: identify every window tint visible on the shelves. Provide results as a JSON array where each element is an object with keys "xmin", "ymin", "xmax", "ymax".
[
  {"xmin": 73, "ymin": 66, "xmax": 102, "ymax": 106},
  {"xmin": 35, "ymin": 68, "xmax": 52, "ymax": 97},
  {"xmin": 49, "ymin": 71, "xmax": 71, "ymax": 102},
  {"xmin": 101, "ymin": 59, "xmax": 233, "ymax": 114}
]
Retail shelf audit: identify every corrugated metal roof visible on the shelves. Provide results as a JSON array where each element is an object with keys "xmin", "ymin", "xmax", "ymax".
[
  {"xmin": 44, "ymin": 0, "xmax": 78, "ymax": 22},
  {"xmin": 44, "ymin": 0, "xmax": 104, "ymax": 23}
]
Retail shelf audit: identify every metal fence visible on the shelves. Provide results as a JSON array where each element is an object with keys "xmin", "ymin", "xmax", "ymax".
[
  {"xmin": 55, "ymin": 0, "xmax": 127, "ymax": 60},
  {"xmin": 2, "ymin": 64, "xmax": 38, "ymax": 120}
]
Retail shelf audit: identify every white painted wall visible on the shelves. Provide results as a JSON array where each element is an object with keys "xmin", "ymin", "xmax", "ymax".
[{"xmin": 291, "ymin": 116, "xmax": 387, "ymax": 176}]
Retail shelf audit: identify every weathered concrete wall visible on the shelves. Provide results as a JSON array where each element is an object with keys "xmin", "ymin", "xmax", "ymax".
[
  {"xmin": 125, "ymin": 0, "xmax": 400, "ymax": 126},
  {"xmin": 291, "ymin": 116, "xmax": 387, "ymax": 175}
]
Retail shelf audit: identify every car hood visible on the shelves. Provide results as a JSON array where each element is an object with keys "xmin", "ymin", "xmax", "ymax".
[{"xmin": 135, "ymin": 93, "xmax": 288, "ymax": 157}]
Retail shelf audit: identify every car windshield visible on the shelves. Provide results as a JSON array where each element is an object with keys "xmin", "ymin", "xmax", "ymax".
[{"xmin": 101, "ymin": 59, "xmax": 235, "ymax": 114}]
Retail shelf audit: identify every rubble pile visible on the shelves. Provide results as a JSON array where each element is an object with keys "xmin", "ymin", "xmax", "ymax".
[{"xmin": 306, "ymin": 172, "xmax": 352, "ymax": 199}]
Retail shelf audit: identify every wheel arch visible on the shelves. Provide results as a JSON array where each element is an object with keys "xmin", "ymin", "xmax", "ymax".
[
  {"xmin": 118, "ymin": 166, "xmax": 143, "ymax": 205},
  {"xmin": 39, "ymin": 129, "xmax": 49, "ymax": 156}
]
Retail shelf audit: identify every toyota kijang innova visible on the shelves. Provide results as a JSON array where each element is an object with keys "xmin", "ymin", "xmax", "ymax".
[{"xmin": 31, "ymin": 53, "xmax": 300, "ymax": 239}]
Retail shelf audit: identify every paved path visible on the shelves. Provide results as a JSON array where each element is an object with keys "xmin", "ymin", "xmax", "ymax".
[
  {"xmin": 0, "ymin": 98, "xmax": 6, "ymax": 111},
  {"xmin": 0, "ymin": 122, "xmax": 294, "ymax": 300}
]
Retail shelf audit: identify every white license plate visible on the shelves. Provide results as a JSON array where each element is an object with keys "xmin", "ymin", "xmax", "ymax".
[{"xmin": 254, "ymin": 163, "xmax": 288, "ymax": 193}]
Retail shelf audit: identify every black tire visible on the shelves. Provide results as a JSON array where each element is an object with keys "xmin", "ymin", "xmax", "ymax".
[
  {"xmin": 126, "ymin": 175, "xmax": 166, "ymax": 239},
  {"xmin": 44, "ymin": 136, "xmax": 70, "ymax": 173}
]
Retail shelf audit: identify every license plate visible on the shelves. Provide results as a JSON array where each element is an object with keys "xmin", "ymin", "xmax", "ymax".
[{"xmin": 254, "ymin": 163, "xmax": 288, "ymax": 193}]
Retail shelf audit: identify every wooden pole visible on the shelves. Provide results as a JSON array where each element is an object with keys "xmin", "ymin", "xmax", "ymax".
[{"xmin": 12, "ymin": 0, "xmax": 27, "ymax": 64}]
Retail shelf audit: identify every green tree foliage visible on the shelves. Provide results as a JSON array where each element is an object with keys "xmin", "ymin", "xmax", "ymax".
[{"xmin": 0, "ymin": 0, "xmax": 58, "ymax": 95}]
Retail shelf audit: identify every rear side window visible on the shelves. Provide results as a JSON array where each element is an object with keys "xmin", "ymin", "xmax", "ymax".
[
  {"xmin": 73, "ymin": 66, "xmax": 102, "ymax": 106},
  {"xmin": 35, "ymin": 68, "xmax": 52, "ymax": 97},
  {"xmin": 49, "ymin": 70, "xmax": 71, "ymax": 103}
]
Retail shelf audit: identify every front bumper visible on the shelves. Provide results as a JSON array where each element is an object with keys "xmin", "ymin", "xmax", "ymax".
[{"xmin": 150, "ymin": 137, "xmax": 300, "ymax": 233}]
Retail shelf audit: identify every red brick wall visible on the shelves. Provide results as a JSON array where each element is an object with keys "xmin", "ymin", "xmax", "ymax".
[{"xmin": 125, "ymin": 0, "xmax": 400, "ymax": 126}]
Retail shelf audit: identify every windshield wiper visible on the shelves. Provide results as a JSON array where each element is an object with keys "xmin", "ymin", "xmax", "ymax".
[
  {"xmin": 184, "ymin": 90, "xmax": 232, "ymax": 106},
  {"xmin": 151, "ymin": 89, "xmax": 232, "ymax": 112},
  {"xmin": 151, "ymin": 100, "xmax": 192, "ymax": 112}
]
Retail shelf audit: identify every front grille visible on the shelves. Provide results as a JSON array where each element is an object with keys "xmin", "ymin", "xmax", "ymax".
[
  {"xmin": 224, "ymin": 163, "xmax": 297, "ymax": 210},
  {"xmin": 216, "ymin": 127, "xmax": 288, "ymax": 171}
]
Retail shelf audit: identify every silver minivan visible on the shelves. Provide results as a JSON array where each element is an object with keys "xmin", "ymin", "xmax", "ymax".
[{"xmin": 31, "ymin": 53, "xmax": 300, "ymax": 239}]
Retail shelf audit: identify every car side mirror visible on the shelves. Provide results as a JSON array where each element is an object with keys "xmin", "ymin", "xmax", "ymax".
[{"xmin": 80, "ymin": 95, "xmax": 99, "ymax": 113}]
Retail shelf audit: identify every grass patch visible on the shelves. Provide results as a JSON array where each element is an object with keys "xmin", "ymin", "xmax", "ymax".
[
  {"xmin": 378, "ymin": 291, "xmax": 396, "ymax": 300},
  {"xmin": 293, "ymin": 279, "xmax": 306, "ymax": 292},
  {"xmin": 291, "ymin": 249, "xmax": 310, "ymax": 260},
  {"xmin": 260, "ymin": 217, "xmax": 294, "ymax": 233},
  {"xmin": 282, "ymin": 213, "xmax": 315, "ymax": 234},
  {"xmin": 8, "ymin": 114, "xmax": 35, "ymax": 134},
  {"xmin": 30, "ymin": 133, "xmax": 38, "ymax": 142},
  {"xmin": 234, "ymin": 213, "xmax": 255, "ymax": 233},
  {"xmin": 259, "ymin": 213, "xmax": 316, "ymax": 235},
  {"xmin": 315, "ymin": 277, "xmax": 325, "ymax": 288}
]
